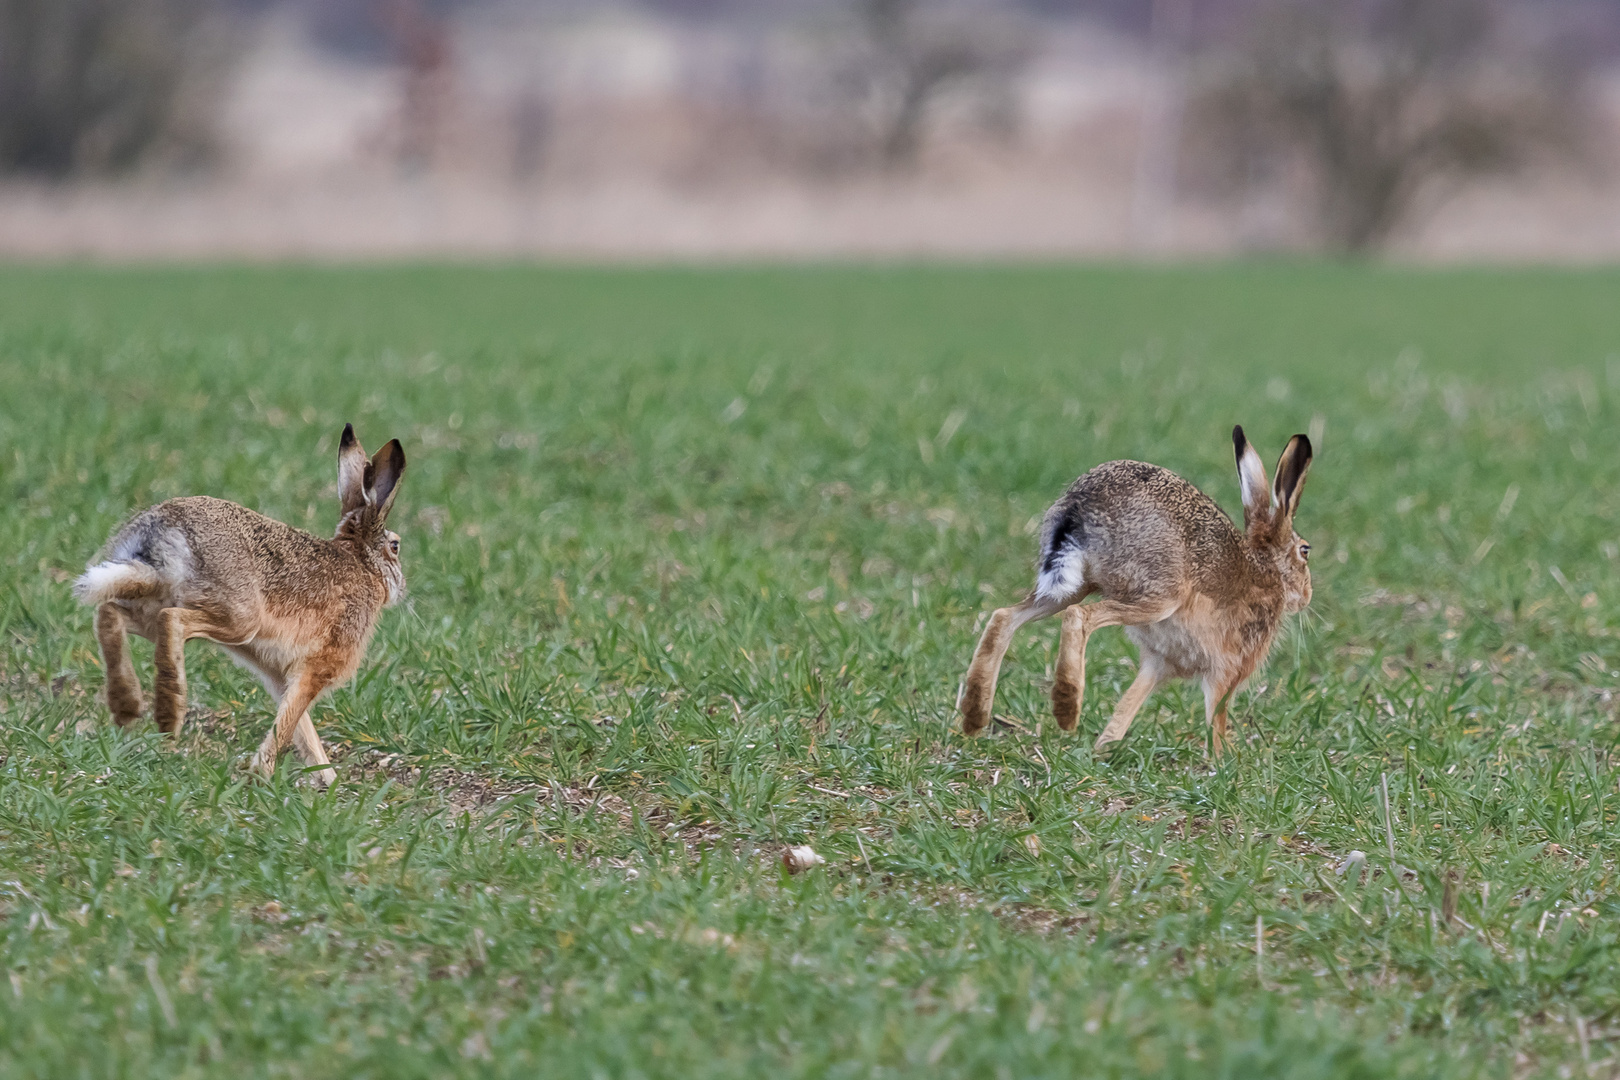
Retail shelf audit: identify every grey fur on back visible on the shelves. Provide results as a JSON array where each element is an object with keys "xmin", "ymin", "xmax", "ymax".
[
  {"xmin": 99, "ymin": 507, "xmax": 197, "ymax": 584},
  {"xmin": 1035, "ymin": 460, "xmax": 1247, "ymax": 604},
  {"xmin": 92, "ymin": 496, "xmax": 364, "ymax": 615}
]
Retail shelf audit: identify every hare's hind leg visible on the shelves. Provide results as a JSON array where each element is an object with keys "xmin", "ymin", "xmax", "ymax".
[
  {"xmin": 1051, "ymin": 605, "xmax": 1089, "ymax": 730},
  {"xmin": 152, "ymin": 607, "xmax": 240, "ymax": 735},
  {"xmin": 959, "ymin": 595, "xmax": 1066, "ymax": 736},
  {"xmin": 151, "ymin": 608, "xmax": 198, "ymax": 735},
  {"xmin": 95, "ymin": 603, "xmax": 144, "ymax": 726},
  {"xmin": 1051, "ymin": 590, "xmax": 1108, "ymax": 730}
]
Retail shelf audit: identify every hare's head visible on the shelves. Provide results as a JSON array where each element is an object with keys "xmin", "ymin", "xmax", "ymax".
[
  {"xmin": 336, "ymin": 423, "xmax": 408, "ymax": 605},
  {"xmin": 1233, "ymin": 426, "xmax": 1313, "ymax": 613}
]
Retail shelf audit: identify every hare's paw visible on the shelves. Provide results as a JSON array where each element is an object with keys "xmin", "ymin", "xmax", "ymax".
[
  {"xmin": 248, "ymin": 747, "xmax": 278, "ymax": 780},
  {"xmin": 306, "ymin": 766, "xmax": 338, "ymax": 790},
  {"xmin": 1051, "ymin": 680, "xmax": 1081, "ymax": 731},
  {"xmin": 1092, "ymin": 732, "xmax": 1126, "ymax": 761},
  {"xmin": 958, "ymin": 680, "xmax": 995, "ymax": 736}
]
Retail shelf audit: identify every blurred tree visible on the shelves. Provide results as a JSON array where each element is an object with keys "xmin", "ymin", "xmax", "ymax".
[
  {"xmin": 0, "ymin": 0, "xmax": 228, "ymax": 178},
  {"xmin": 841, "ymin": 0, "xmax": 1032, "ymax": 169},
  {"xmin": 1188, "ymin": 0, "xmax": 1593, "ymax": 252}
]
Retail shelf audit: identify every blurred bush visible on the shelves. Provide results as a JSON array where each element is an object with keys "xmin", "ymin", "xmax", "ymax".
[
  {"xmin": 1185, "ymin": 0, "xmax": 1596, "ymax": 252},
  {"xmin": 0, "ymin": 0, "xmax": 231, "ymax": 178},
  {"xmin": 704, "ymin": 0, "xmax": 1034, "ymax": 177},
  {"xmin": 837, "ymin": 0, "xmax": 1032, "ymax": 170}
]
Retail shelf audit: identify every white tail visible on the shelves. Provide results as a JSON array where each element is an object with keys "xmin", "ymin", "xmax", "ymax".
[
  {"xmin": 1035, "ymin": 545, "xmax": 1086, "ymax": 601},
  {"xmin": 74, "ymin": 561, "xmax": 163, "ymax": 606}
]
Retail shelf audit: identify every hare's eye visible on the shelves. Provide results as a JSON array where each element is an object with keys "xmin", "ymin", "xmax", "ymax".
[
  {"xmin": 1299, "ymin": 543, "xmax": 1310, "ymax": 560},
  {"xmin": 389, "ymin": 539, "xmax": 400, "ymax": 555}
]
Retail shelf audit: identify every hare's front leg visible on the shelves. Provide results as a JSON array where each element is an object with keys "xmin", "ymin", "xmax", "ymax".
[
  {"xmin": 959, "ymin": 596, "xmax": 1065, "ymax": 735},
  {"xmin": 1202, "ymin": 672, "xmax": 1249, "ymax": 758},
  {"xmin": 250, "ymin": 669, "xmax": 328, "ymax": 780},
  {"xmin": 247, "ymin": 669, "xmax": 336, "ymax": 787},
  {"xmin": 1093, "ymin": 662, "xmax": 1161, "ymax": 754},
  {"xmin": 291, "ymin": 712, "xmax": 337, "ymax": 789},
  {"xmin": 94, "ymin": 603, "xmax": 145, "ymax": 726}
]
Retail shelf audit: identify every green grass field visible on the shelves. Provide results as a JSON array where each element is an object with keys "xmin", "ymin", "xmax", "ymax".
[{"xmin": 4, "ymin": 264, "xmax": 1620, "ymax": 1078}]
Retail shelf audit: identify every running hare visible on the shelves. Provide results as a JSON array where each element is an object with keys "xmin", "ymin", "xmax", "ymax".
[
  {"xmin": 959, "ymin": 426, "xmax": 1312, "ymax": 756},
  {"xmin": 74, "ymin": 424, "xmax": 406, "ymax": 786}
]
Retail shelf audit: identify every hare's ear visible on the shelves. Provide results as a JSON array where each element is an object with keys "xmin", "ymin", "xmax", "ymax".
[
  {"xmin": 1232, "ymin": 425, "xmax": 1272, "ymax": 526},
  {"xmin": 368, "ymin": 439, "xmax": 406, "ymax": 519},
  {"xmin": 338, "ymin": 423, "xmax": 370, "ymax": 515},
  {"xmin": 1272, "ymin": 434, "xmax": 1312, "ymax": 522}
]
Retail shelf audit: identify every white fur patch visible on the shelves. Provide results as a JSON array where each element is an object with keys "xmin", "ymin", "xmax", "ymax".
[
  {"xmin": 1035, "ymin": 546, "xmax": 1086, "ymax": 601},
  {"xmin": 73, "ymin": 561, "xmax": 161, "ymax": 605}
]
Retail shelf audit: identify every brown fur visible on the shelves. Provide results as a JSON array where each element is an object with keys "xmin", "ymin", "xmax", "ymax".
[
  {"xmin": 959, "ymin": 426, "xmax": 1312, "ymax": 756},
  {"xmin": 73, "ymin": 424, "xmax": 406, "ymax": 786}
]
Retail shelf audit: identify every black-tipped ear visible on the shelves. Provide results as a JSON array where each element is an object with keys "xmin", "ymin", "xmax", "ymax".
[
  {"xmin": 1232, "ymin": 424, "xmax": 1272, "ymax": 524},
  {"xmin": 368, "ymin": 439, "xmax": 406, "ymax": 519},
  {"xmin": 1273, "ymin": 434, "xmax": 1312, "ymax": 521},
  {"xmin": 338, "ymin": 422, "xmax": 370, "ymax": 515}
]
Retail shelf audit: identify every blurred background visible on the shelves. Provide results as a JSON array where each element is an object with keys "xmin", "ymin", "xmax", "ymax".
[{"xmin": 0, "ymin": 0, "xmax": 1617, "ymax": 260}]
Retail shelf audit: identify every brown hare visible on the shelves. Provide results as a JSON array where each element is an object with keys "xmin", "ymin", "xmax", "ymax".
[
  {"xmin": 958, "ymin": 426, "xmax": 1312, "ymax": 756},
  {"xmin": 74, "ymin": 424, "xmax": 407, "ymax": 786}
]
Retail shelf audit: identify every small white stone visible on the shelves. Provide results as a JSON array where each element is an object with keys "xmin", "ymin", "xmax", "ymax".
[{"xmin": 782, "ymin": 845, "xmax": 826, "ymax": 873}]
